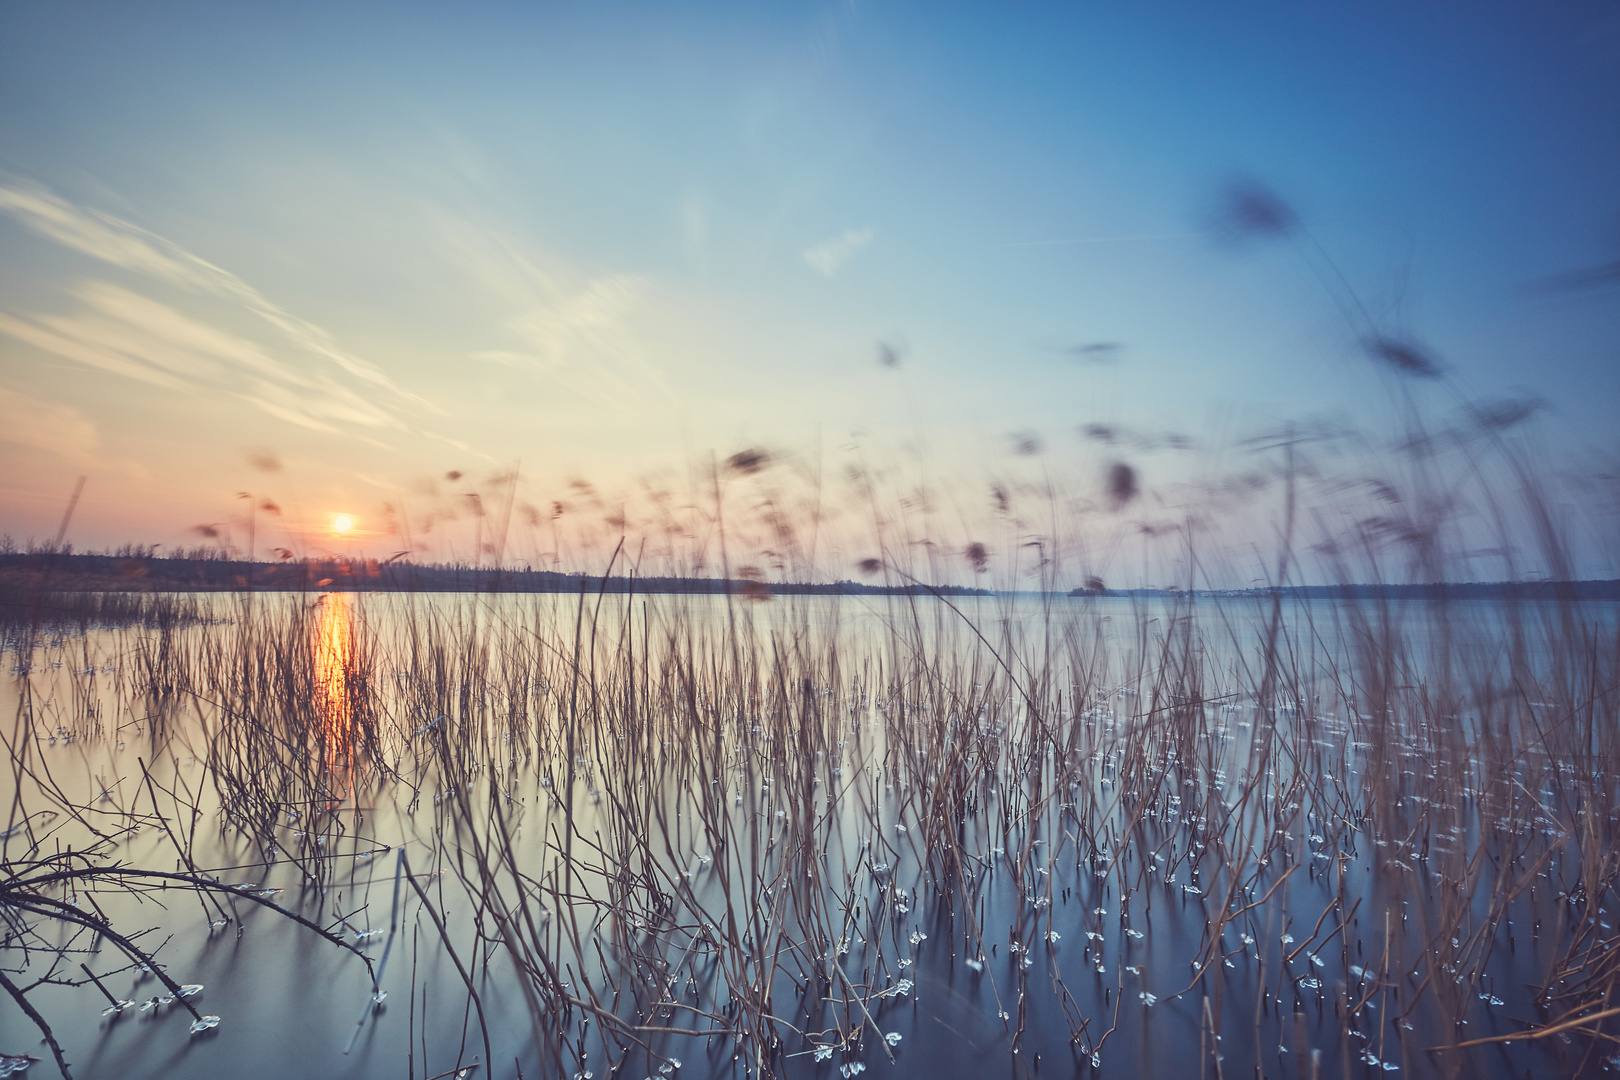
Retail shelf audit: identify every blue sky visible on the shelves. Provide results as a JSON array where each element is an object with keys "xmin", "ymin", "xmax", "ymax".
[{"xmin": 1, "ymin": 1, "xmax": 1616, "ymax": 579}]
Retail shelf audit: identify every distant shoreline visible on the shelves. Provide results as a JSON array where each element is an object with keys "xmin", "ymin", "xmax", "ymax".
[
  {"xmin": 0, "ymin": 551, "xmax": 993, "ymax": 598},
  {"xmin": 1, "ymin": 552, "xmax": 1614, "ymax": 601},
  {"xmin": 1061, "ymin": 581, "xmax": 1620, "ymax": 601}
]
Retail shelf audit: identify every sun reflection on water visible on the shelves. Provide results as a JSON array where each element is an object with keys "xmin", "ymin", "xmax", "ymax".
[{"xmin": 312, "ymin": 593, "xmax": 357, "ymax": 773}]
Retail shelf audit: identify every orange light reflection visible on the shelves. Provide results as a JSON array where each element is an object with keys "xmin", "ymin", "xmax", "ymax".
[{"xmin": 312, "ymin": 593, "xmax": 358, "ymax": 802}]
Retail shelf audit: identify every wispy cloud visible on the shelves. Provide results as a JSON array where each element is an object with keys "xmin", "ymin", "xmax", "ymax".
[
  {"xmin": 803, "ymin": 227, "xmax": 873, "ymax": 277},
  {"xmin": 443, "ymin": 218, "xmax": 677, "ymax": 409},
  {"xmin": 0, "ymin": 383, "xmax": 126, "ymax": 471},
  {"xmin": 0, "ymin": 279, "xmax": 405, "ymax": 434},
  {"xmin": 0, "ymin": 310, "xmax": 190, "ymax": 391},
  {"xmin": 0, "ymin": 177, "xmax": 434, "ymax": 431}
]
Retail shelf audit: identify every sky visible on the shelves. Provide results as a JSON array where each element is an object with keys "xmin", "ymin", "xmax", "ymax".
[{"xmin": 1, "ymin": 2, "xmax": 1617, "ymax": 582}]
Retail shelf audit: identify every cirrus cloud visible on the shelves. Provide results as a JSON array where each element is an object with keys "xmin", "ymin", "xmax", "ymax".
[{"xmin": 803, "ymin": 227, "xmax": 874, "ymax": 277}]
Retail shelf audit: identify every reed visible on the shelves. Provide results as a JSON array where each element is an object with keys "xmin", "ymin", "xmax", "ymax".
[{"xmin": 3, "ymin": 494, "xmax": 1615, "ymax": 1078}]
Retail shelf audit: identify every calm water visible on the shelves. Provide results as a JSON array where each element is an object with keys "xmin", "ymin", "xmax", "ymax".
[{"xmin": 3, "ymin": 592, "xmax": 1617, "ymax": 1079}]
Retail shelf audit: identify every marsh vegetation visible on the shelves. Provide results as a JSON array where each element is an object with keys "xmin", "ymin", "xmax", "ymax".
[{"xmin": 3, "ymin": 555, "xmax": 1617, "ymax": 1079}]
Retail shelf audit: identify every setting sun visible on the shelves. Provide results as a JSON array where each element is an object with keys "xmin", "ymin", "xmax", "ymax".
[{"xmin": 332, "ymin": 513, "xmax": 354, "ymax": 534}]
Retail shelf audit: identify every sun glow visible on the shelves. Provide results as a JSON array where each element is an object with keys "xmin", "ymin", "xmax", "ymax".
[{"xmin": 332, "ymin": 513, "xmax": 354, "ymax": 534}]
